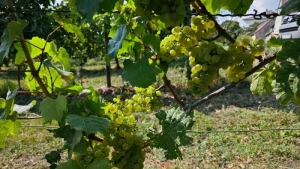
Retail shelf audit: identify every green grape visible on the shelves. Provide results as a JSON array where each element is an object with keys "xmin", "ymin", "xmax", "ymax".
[
  {"xmin": 122, "ymin": 143, "xmax": 129, "ymax": 150},
  {"xmin": 242, "ymin": 38, "xmax": 250, "ymax": 46},
  {"xmin": 207, "ymin": 20, "xmax": 215, "ymax": 28},
  {"xmin": 204, "ymin": 54, "xmax": 211, "ymax": 62},
  {"xmin": 202, "ymin": 64, "xmax": 208, "ymax": 71},
  {"xmin": 189, "ymin": 56, "xmax": 195, "ymax": 62},
  {"xmin": 170, "ymin": 49, "xmax": 177, "ymax": 57},
  {"xmin": 216, "ymin": 46, "xmax": 225, "ymax": 54},
  {"xmin": 257, "ymin": 39, "xmax": 265, "ymax": 46},
  {"xmin": 202, "ymin": 47, "xmax": 210, "ymax": 55},
  {"xmin": 172, "ymin": 26, "xmax": 181, "ymax": 34},
  {"xmin": 161, "ymin": 5, "xmax": 170, "ymax": 13},
  {"xmin": 192, "ymin": 77, "xmax": 201, "ymax": 84},
  {"xmin": 211, "ymin": 55, "xmax": 220, "ymax": 63}
]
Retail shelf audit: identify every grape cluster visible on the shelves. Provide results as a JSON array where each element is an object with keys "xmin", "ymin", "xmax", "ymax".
[
  {"xmin": 108, "ymin": 126, "xmax": 145, "ymax": 169},
  {"xmin": 134, "ymin": 0, "xmax": 186, "ymax": 26},
  {"xmin": 225, "ymin": 39, "xmax": 265, "ymax": 82},
  {"xmin": 105, "ymin": 86, "xmax": 163, "ymax": 126},
  {"xmin": 159, "ymin": 16, "xmax": 217, "ymax": 63},
  {"xmin": 131, "ymin": 87, "xmax": 163, "ymax": 113},
  {"xmin": 251, "ymin": 39, "xmax": 265, "ymax": 56},
  {"xmin": 72, "ymin": 141, "xmax": 110, "ymax": 167},
  {"xmin": 187, "ymin": 41, "xmax": 232, "ymax": 95}
]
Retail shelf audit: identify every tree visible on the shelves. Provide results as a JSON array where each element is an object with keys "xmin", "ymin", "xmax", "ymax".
[
  {"xmin": 218, "ymin": 20, "xmax": 243, "ymax": 45},
  {"xmin": 244, "ymin": 21, "xmax": 261, "ymax": 35}
]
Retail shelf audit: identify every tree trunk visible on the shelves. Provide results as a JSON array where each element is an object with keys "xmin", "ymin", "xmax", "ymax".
[{"xmin": 104, "ymin": 32, "xmax": 112, "ymax": 87}]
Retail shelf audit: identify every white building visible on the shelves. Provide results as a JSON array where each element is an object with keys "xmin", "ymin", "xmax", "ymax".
[{"xmin": 246, "ymin": 0, "xmax": 300, "ymax": 40}]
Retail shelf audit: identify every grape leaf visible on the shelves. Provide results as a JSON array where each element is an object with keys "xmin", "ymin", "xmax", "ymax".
[
  {"xmin": 0, "ymin": 20, "xmax": 28, "ymax": 65},
  {"xmin": 73, "ymin": 136, "xmax": 89, "ymax": 154},
  {"xmin": 86, "ymin": 158, "xmax": 111, "ymax": 169},
  {"xmin": 45, "ymin": 41, "xmax": 58, "ymax": 57},
  {"xmin": 75, "ymin": 0, "xmax": 103, "ymax": 23},
  {"xmin": 3, "ymin": 81, "xmax": 18, "ymax": 119},
  {"xmin": 201, "ymin": 0, "xmax": 253, "ymax": 14},
  {"xmin": 45, "ymin": 150, "xmax": 62, "ymax": 165},
  {"xmin": 0, "ymin": 98, "xmax": 5, "ymax": 109},
  {"xmin": 56, "ymin": 160, "xmax": 81, "ymax": 169},
  {"xmin": 280, "ymin": 0, "xmax": 300, "ymax": 15},
  {"xmin": 250, "ymin": 65, "xmax": 274, "ymax": 95},
  {"xmin": 98, "ymin": 0, "xmax": 117, "ymax": 13},
  {"xmin": 39, "ymin": 96, "xmax": 67, "ymax": 123},
  {"xmin": 0, "ymin": 120, "xmax": 22, "ymax": 148},
  {"xmin": 108, "ymin": 24, "xmax": 127, "ymax": 59},
  {"xmin": 143, "ymin": 34, "xmax": 160, "ymax": 53},
  {"xmin": 25, "ymin": 62, "xmax": 63, "ymax": 93},
  {"xmin": 66, "ymin": 115, "xmax": 110, "ymax": 134},
  {"xmin": 6, "ymin": 81, "xmax": 18, "ymax": 100},
  {"xmin": 68, "ymin": 130, "xmax": 82, "ymax": 159},
  {"xmin": 51, "ymin": 125, "xmax": 75, "ymax": 145},
  {"xmin": 272, "ymin": 63, "xmax": 296, "ymax": 105},
  {"xmin": 52, "ymin": 13, "xmax": 85, "ymax": 42},
  {"xmin": 150, "ymin": 107, "xmax": 193, "ymax": 160},
  {"xmin": 51, "ymin": 47, "xmax": 70, "ymax": 71},
  {"xmin": 271, "ymin": 39, "xmax": 300, "ymax": 105},
  {"xmin": 14, "ymin": 37, "xmax": 45, "ymax": 65},
  {"xmin": 123, "ymin": 57, "xmax": 161, "ymax": 87},
  {"xmin": 277, "ymin": 39, "xmax": 300, "ymax": 61},
  {"xmin": 267, "ymin": 37, "xmax": 284, "ymax": 48}
]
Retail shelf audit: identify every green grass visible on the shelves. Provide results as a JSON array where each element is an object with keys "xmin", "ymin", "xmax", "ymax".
[{"xmin": 1, "ymin": 58, "xmax": 300, "ymax": 169}]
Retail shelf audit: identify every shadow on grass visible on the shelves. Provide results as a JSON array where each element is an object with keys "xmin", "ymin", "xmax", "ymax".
[{"xmin": 160, "ymin": 79, "xmax": 291, "ymax": 114}]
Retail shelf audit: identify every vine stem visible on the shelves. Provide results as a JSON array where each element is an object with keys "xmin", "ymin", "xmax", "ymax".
[
  {"xmin": 162, "ymin": 75, "xmax": 185, "ymax": 107},
  {"xmin": 7, "ymin": 0, "xmax": 51, "ymax": 97},
  {"xmin": 189, "ymin": 55, "xmax": 276, "ymax": 110},
  {"xmin": 194, "ymin": 0, "xmax": 235, "ymax": 43}
]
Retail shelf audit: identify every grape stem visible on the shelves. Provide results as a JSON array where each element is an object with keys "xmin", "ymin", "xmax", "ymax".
[
  {"xmin": 87, "ymin": 134, "xmax": 104, "ymax": 142},
  {"xmin": 194, "ymin": 0, "xmax": 236, "ymax": 43},
  {"xmin": 188, "ymin": 54, "xmax": 277, "ymax": 110},
  {"xmin": 7, "ymin": 0, "xmax": 52, "ymax": 97},
  {"xmin": 162, "ymin": 75, "xmax": 185, "ymax": 107}
]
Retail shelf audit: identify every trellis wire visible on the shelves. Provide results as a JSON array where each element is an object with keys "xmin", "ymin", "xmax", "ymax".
[
  {"xmin": 21, "ymin": 124, "xmax": 300, "ymax": 134},
  {"xmin": 0, "ymin": 9, "xmax": 298, "ymax": 20}
]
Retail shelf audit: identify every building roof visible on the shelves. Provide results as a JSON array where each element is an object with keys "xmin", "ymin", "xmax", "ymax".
[{"xmin": 251, "ymin": 19, "xmax": 274, "ymax": 35}]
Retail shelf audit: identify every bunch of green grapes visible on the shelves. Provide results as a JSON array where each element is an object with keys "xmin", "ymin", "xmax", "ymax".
[
  {"xmin": 190, "ymin": 16, "xmax": 216, "ymax": 39},
  {"xmin": 251, "ymin": 39, "xmax": 265, "ymax": 57},
  {"xmin": 105, "ymin": 86, "xmax": 163, "ymax": 126},
  {"xmin": 134, "ymin": 0, "xmax": 186, "ymax": 26},
  {"xmin": 159, "ymin": 34, "xmax": 182, "ymax": 62},
  {"xmin": 225, "ymin": 40, "xmax": 256, "ymax": 82},
  {"xmin": 187, "ymin": 41, "xmax": 232, "ymax": 95},
  {"xmin": 108, "ymin": 125, "xmax": 145, "ymax": 169},
  {"xmin": 159, "ymin": 16, "xmax": 217, "ymax": 63},
  {"xmin": 131, "ymin": 86, "xmax": 163, "ymax": 113},
  {"xmin": 72, "ymin": 140, "xmax": 110, "ymax": 167}
]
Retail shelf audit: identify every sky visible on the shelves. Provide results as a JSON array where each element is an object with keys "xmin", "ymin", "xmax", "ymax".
[{"xmin": 217, "ymin": 0, "xmax": 281, "ymax": 27}]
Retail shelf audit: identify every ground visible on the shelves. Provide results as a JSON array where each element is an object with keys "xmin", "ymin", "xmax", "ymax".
[{"xmin": 0, "ymin": 58, "xmax": 300, "ymax": 169}]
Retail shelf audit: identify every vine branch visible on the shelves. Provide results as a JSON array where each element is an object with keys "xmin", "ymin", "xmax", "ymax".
[
  {"xmin": 162, "ymin": 75, "xmax": 185, "ymax": 107},
  {"xmin": 7, "ymin": 0, "xmax": 51, "ymax": 97}
]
